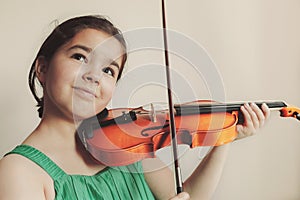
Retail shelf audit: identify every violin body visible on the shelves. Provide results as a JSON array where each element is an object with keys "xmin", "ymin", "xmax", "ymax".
[{"xmin": 78, "ymin": 100, "xmax": 300, "ymax": 166}]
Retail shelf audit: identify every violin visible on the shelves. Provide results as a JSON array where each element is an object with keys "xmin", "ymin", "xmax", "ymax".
[{"xmin": 77, "ymin": 100, "xmax": 300, "ymax": 167}]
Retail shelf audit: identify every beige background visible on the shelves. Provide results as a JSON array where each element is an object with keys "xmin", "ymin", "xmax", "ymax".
[{"xmin": 1, "ymin": 0, "xmax": 299, "ymax": 199}]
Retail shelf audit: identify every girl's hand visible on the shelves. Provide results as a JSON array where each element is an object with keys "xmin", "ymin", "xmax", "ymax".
[
  {"xmin": 169, "ymin": 192, "xmax": 190, "ymax": 200},
  {"xmin": 236, "ymin": 103, "xmax": 270, "ymax": 140}
]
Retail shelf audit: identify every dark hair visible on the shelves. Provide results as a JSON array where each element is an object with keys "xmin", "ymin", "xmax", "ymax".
[{"xmin": 28, "ymin": 15, "xmax": 127, "ymax": 118}]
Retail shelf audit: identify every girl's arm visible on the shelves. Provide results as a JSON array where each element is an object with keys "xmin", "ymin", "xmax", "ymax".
[
  {"xmin": 184, "ymin": 103, "xmax": 270, "ymax": 199},
  {"xmin": 145, "ymin": 103, "xmax": 270, "ymax": 200}
]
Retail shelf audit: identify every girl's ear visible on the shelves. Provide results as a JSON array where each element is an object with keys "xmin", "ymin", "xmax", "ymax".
[{"xmin": 35, "ymin": 56, "xmax": 48, "ymax": 85}]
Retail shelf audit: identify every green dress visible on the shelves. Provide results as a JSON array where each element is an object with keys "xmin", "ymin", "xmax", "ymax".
[{"xmin": 5, "ymin": 145, "xmax": 155, "ymax": 200}]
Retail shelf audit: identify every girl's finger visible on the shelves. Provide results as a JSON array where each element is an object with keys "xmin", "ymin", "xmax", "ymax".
[
  {"xmin": 261, "ymin": 103, "xmax": 270, "ymax": 119},
  {"xmin": 250, "ymin": 102, "xmax": 265, "ymax": 128},
  {"xmin": 169, "ymin": 192, "xmax": 190, "ymax": 200},
  {"xmin": 241, "ymin": 103, "xmax": 255, "ymax": 130}
]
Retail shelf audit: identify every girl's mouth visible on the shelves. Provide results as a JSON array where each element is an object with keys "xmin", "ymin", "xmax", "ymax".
[{"xmin": 73, "ymin": 86, "xmax": 98, "ymax": 99}]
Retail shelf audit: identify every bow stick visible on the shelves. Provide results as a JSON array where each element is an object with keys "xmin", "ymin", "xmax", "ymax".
[{"xmin": 161, "ymin": 0, "xmax": 183, "ymax": 194}]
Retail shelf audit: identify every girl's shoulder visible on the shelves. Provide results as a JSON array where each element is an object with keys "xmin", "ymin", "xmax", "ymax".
[
  {"xmin": 0, "ymin": 153, "xmax": 53, "ymax": 199},
  {"xmin": 0, "ymin": 152, "xmax": 45, "ymax": 175}
]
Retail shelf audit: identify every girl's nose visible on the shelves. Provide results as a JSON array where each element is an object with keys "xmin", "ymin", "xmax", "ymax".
[{"xmin": 82, "ymin": 70, "xmax": 103, "ymax": 85}]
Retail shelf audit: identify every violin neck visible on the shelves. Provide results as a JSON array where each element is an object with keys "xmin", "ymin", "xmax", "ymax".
[{"xmin": 175, "ymin": 101, "xmax": 287, "ymax": 116}]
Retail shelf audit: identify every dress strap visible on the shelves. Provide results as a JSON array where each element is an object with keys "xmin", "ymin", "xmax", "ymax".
[{"xmin": 5, "ymin": 145, "xmax": 66, "ymax": 180}]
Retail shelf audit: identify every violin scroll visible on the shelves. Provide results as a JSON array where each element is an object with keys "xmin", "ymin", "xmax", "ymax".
[{"xmin": 280, "ymin": 106, "xmax": 300, "ymax": 121}]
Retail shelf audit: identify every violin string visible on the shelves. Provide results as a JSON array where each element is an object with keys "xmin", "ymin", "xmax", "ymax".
[{"xmin": 161, "ymin": 0, "xmax": 183, "ymax": 194}]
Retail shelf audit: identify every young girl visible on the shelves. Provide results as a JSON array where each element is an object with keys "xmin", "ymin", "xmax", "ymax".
[{"xmin": 0, "ymin": 15, "xmax": 269, "ymax": 200}]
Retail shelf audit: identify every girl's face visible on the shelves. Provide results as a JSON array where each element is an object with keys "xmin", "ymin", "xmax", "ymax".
[{"xmin": 38, "ymin": 28, "xmax": 124, "ymax": 121}]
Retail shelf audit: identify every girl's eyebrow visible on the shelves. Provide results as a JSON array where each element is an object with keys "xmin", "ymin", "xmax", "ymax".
[
  {"xmin": 110, "ymin": 60, "xmax": 120, "ymax": 70},
  {"xmin": 67, "ymin": 44, "xmax": 93, "ymax": 53},
  {"xmin": 68, "ymin": 44, "xmax": 120, "ymax": 69}
]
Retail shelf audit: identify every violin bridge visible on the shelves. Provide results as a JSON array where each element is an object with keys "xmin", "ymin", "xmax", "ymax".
[{"xmin": 150, "ymin": 103, "xmax": 157, "ymax": 122}]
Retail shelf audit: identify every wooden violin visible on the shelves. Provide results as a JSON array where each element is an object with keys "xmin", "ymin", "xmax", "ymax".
[{"xmin": 77, "ymin": 100, "xmax": 300, "ymax": 167}]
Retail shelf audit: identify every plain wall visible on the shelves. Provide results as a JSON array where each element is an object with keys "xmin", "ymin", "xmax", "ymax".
[{"xmin": 0, "ymin": 0, "xmax": 299, "ymax": 199}]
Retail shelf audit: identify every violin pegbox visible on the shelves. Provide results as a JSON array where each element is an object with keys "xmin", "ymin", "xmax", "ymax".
[{"xmin": 280, "ymin": 106, "xmax": 300, "ymax": 121}]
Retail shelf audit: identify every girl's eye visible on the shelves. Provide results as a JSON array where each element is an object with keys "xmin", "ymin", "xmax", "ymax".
[
  {"xmin": 72, "ymin": 53, "xmax": 88, "ymax": 63},
  {"xmin": 102, "ymin": 67, "xmax": 115, "ymax": 77}
]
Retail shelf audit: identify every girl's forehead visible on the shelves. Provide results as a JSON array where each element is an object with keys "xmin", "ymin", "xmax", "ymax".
[{"xmin": 67, "ymin": 28, "xmax": 124, "ymax": 59}]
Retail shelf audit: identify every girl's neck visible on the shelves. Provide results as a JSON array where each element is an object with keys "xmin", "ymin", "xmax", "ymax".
[
  {"xmin": 23, "ymin": 116, "xmax": 106, "ymax": 174},
  {"xmin": 24, "ymin": 112, "xmax": 81, "ymax": 150},
  {"xmin": 22, "ymin": 108, "xmax": 107, "ymax": 174}
]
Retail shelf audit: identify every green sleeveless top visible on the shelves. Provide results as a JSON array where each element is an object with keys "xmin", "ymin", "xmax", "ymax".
[{"xmin": 5, "ymin": 145, "xmax": 155, "ymax": 200}]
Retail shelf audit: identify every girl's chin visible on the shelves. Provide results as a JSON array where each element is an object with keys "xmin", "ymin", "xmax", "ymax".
[
  {"xmin": 72, "ymin": 111, "xmax": 97, "ymax": 122},
  {"xmin": 72, "ymin": 107, "xmax": 104, "ymax": 121},
  {"xmin": 71, "ymin": 99, "xmax": 107, "ymax": 120}
]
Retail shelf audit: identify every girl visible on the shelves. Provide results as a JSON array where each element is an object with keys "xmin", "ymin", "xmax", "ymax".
[{"xmin": 0, "ymin": 15, "xmax": 269, "ymax": 200}]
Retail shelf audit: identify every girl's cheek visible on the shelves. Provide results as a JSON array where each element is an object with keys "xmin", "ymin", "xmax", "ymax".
[{"xmin": 105, "ymin": 78, "xmax": 116, "ymax": 92}]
